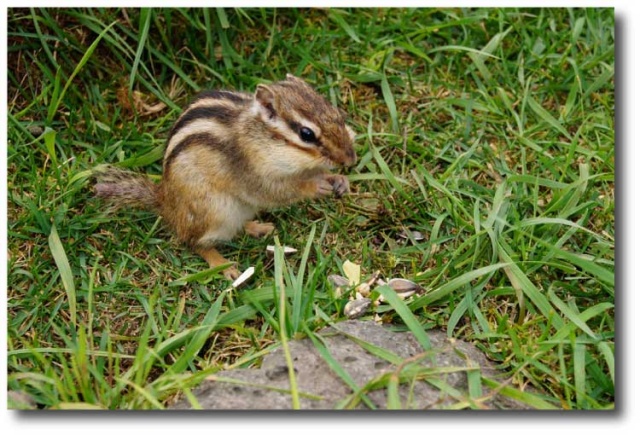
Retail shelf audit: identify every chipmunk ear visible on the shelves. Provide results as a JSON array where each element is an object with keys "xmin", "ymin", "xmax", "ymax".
[
  {"xmin": 346, "ymin": 125, "xmax": 356, "ymax": 143},
  {"xmin": 255, "ymin": 84, "xmax": 274, "ymax": 106},
  {"xmin": 285, "ymin": 73, "xmax": 305, "ymax": 83},
  {"xmin": 255, "ymin": 84, "xmax": 277, "ymax": 120}
]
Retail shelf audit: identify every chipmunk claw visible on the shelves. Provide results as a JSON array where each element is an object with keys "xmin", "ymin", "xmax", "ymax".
[{"xmin": 223, "ymin": 265, "xmax": 241, "ymax": 281}]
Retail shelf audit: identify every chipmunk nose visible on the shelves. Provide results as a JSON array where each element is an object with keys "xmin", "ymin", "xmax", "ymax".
[{"xmin": 343, "ymin": 146, "xmax": 357, "ymax": 166}]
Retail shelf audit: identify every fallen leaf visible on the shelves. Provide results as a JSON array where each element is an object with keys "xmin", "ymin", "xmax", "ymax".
[{"xmin": 342, "ymin": 260, "xmax": 361, "ymax": 286}]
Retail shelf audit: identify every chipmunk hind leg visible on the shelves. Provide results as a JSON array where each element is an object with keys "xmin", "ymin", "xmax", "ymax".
[{"xmin": 194, "ymin": 245, "xmax": 240, "ymax": 280}]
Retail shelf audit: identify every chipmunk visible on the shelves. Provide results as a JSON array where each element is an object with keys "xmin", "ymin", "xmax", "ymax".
[{"xmin": 94, "ymin": 74, "xmax": 357, "ymax": 280}]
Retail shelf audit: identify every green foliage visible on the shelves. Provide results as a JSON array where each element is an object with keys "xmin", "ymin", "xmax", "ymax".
[{"xmin": 7, "ymin": 7, "xmax": 614, "ymax": 409}]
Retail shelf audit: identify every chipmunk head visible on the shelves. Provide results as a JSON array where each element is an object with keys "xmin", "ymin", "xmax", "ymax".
[{"xmin": 253, "ymin": 74, "xmax": 356, "ymax": 170}]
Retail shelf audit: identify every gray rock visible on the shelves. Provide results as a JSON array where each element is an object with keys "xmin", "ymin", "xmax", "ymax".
[{"xmin": 170, "ymin": 320, "xmax": 530, "ymax": 410}]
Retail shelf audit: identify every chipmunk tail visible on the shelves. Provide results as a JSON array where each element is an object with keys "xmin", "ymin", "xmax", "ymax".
[{"xmin": 93, "ymin": 164, "xmax": 161, "ymax": 212}]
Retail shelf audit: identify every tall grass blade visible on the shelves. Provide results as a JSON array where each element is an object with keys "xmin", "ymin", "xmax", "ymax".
[
  {"xmin": 412, "ymin": 263, "xmax": 507, "ymax": 309},
  {"xmin": 328, "ymin": 9, "xmax": 361, "ymax": 43},
  {"xmin": 170, "ymin": 292, "xmax": 225, "ymax": 373},
  {"xmin": 215, "ymin": 8, "xmax": 230, "ymax": 28},
  {"xmin": 273, "ymin": 238, "xmax": 300, "ymax": 409},
  {"xmin": 538, "ymin": 238, "xmax": 614, "ymax": 289},
  {"xmin": 574, "ymin": 341, "xmax": 587, "ymax": 408},
  {"xmin": 481, "ymin": 377, "xmax": 558, "ymax": 410},
  {"xmin": 375, "ymin": 285, "xmax": 431, "ymax": 350},
  {"xmin": 305, "ymin": 325, "xmax": 377, "ymax": 409},
  {"xmin": 542, "ymin": 301, "xmax": 613, "ymax": 345},
  {"xmin": 386, "ymin": 374, "xmax": 401, "ymax": 409},
  {"xmin": 548, "ymin": 289, "xmax": 597, "ymax": 339},
  {"xmin": 596, "ymin": 342, "xmax": 615, "ymax": 385},
  {"xmin": 42, "ymin": 127, "xmax": 58, "ymax": 168},
  {"xmin": 527, "ymin": 96, "xmax": 572, "ymax": 140},
  {"xmin": 498, "ymin": 244, "xmax": 564, "ymax": 330},
  {"xmin": 380, "ymin": 74, "xmax": 399, "ymax": 133},
  {"xmin": 128, "ymin": 8, "xmax": 152, "ymax": 91},
  {"xmin": 47, "ymin": 21, "xmax": 118, "ymax": 123},
  {"xmin": 48, "ymin": 223, "xmax": 76, "ymax": 326},
  {"xmin": 292, "ymin": 224, "xmax": 316, "ymax": 332},
  {"xmin": 371, "ymin": 144, "xmax": 410, "ymax": 199}
]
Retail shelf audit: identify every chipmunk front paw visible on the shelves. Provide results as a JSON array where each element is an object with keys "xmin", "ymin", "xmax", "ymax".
[
  {"xmin": 325, "ymin": 174, "xmax": 350, "ymax": 197},
  {"xmin": 315, "ymin": 176, "xmax": 335, "ymax": 197}
]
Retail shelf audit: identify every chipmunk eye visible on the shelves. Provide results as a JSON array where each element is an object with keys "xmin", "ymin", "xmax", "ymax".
[{"xmin": 299, "ymin": 127, "xmax": 316, "ymax": 143}]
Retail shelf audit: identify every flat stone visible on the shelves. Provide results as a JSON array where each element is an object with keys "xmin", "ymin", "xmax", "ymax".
[{"xmin": 170, "ymin": 320, "xmax": 530, "ymax": 410}]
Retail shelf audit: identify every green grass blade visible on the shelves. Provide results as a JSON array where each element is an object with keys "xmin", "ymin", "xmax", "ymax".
[
  {"xmin": 548, "ymin": 289, "xmax": 597, "ymax": 339},
  {"xmin": 395, "ymin": 41, "xmax": 434, "ymax": 64},
  {"xmin": 498, "ymin": 244, "xmax": 564, "ymax": 330},
  {"xmin": 467, "ymin": 27, "xmax": 511, "ymax": 82},
  {"xmin": 527, "ymin": 96, "xmax": 572, "ymax": 140},
  {"xmin": 292, "ymin": 224, "xmax": 316, "ymax": 332},
  {"xmin": 128, "ymin": 8, "xmax": 152, "ymax": 91},
  {"xmin": 386, "ymin": 373, "xmax": 401, "ymax": 409},
  {"xmin": 306, "ymin": 326, "xmax": 377, "ymax": 409},
  {"xmin": 506, "ymin": 174, "xmax": 569, "ymax": 189},
  {"xmin": 481, "ymin": 377, "xmax": 558, "ymax": 410},
  {"xmin": 375, "ymin": 285, "xmax": 431, "ymax": 350},
  {"xmin": 467, "ymin": 366, "xmax": 482, "ymax": 401},
  {"xmin": 46, "ymin": 67, "xmax": 63, "ymax": 125},
  {"xmin": 42, "ymin": 127, "xmax": 58, "ymax": 168},
  {"xmin": 517, "ymin": 217, "xmax": 604, "ymax": 240},
  {"xmin": 537, "ymin": 238, "xmax": 614, "ymax": 289},
  {"xmin": 584, "ymin": 66, "xmax": 614, "ymax": 100},
  {"xmin": 574, "ymin": 341, "xmax": 587, "ymax": 408},
  {"xmin": 170, "ymin": 292, "xmax": 225, "ymax": 373},
  {"xmin": 328, "ymin": 9, "xmax": 361, "ymax": 43},
  {"xmin": 412, "ymin": 263, "xmax": 507, "ymax": 309},
  {"xmin": 47, "ymin": 20, "xmax": 118, "ymax": 123},
  {"xmin": 116, "ymin": 144, "xmax": 167, "ymax": 168},
  {"xmin": 542, "ymin": 301, "xmax": 613, "ymax": 346},
  {"xmin": 216, "ymin": 305, "xmax": 258, "ymax": 328},
  {"xmin": 154, "ymin": 328, "xmax": 198, "ymax": 358},
  {"xmin": 215, "ymin": 8, "xmax": 230, "ymax": 28},
  {"xmin": 335, "ymin": 331, "xmax": 403, "ymax": 365},
  {"xmin": 117, "ymin": 378, "xmax": 164, "ymax": 409},
  {"xmin": 596, "ymin": 341, "xmax": 615, "ymax": 385},
  {"xmin": 380, "ymin": 73, "xmax": 399, "ymax": 132},
  {"xmin": 370, "ymin": 144, "xmax": 410, "ymax": 199},
  {"xmin": 55, "ymin": 402, "xmax": 105, "ymax": 410},
  {"xmin": 47, "ymin": 223, "xmax": 76, "ymax": 326},
  {"xmin": 427, "ymin": 45, "xmax": 500, "ymax": 59},
  {"xmin": 273, "ymin": 238, "xmax": 300, "ymax": 409}
]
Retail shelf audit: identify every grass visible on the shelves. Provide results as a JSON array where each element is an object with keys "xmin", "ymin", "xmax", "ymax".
[{"xmin": 7, "ymin": 7, "xmax": 614, "ymax": 410}]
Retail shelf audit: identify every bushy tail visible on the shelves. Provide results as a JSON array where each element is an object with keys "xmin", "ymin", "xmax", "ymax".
[{"xmin": 93, "ymin": 164, "xmax": 161, "ymax": 211}]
